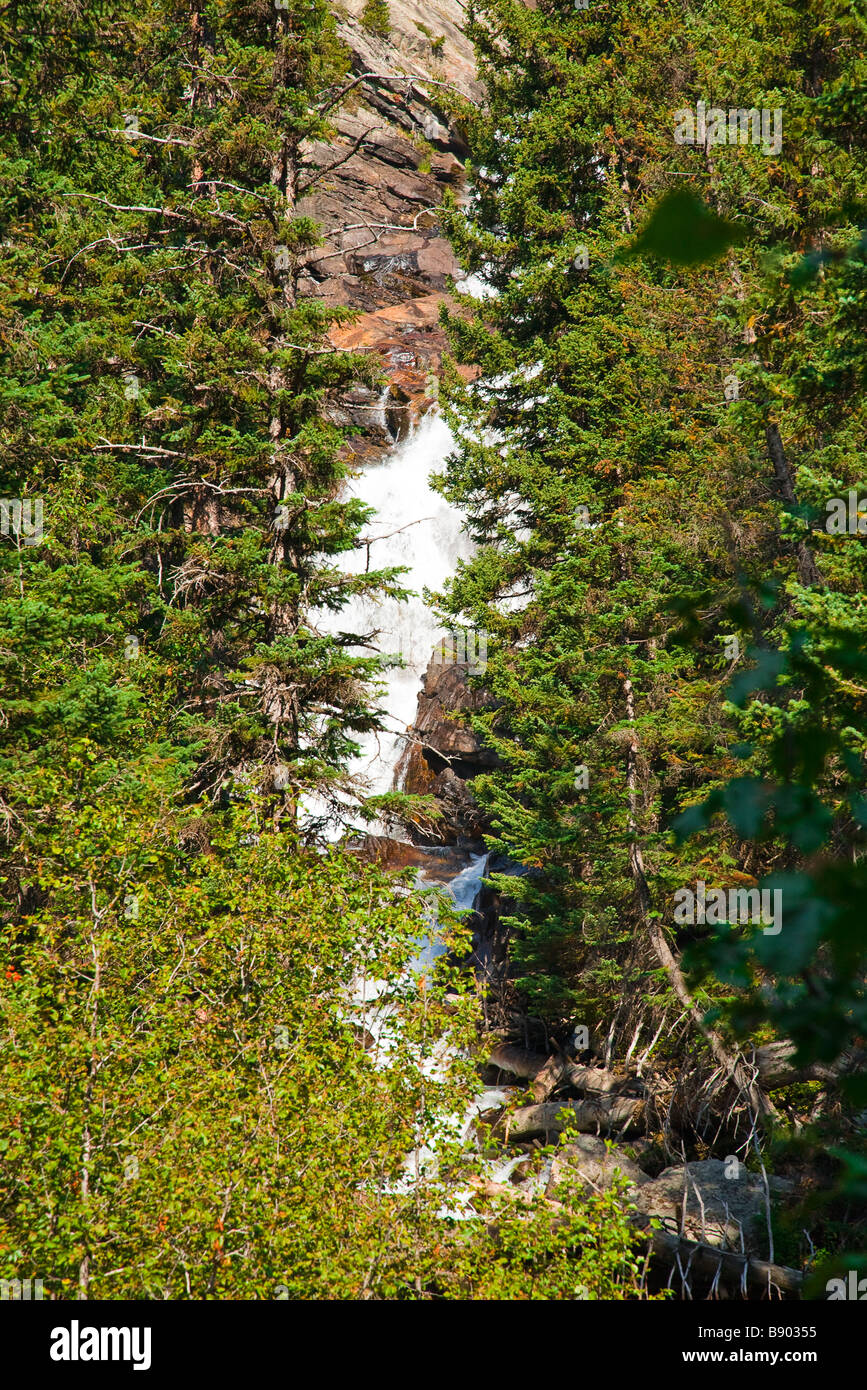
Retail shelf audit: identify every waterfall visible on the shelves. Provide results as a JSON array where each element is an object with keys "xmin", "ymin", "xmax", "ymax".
[
  {"xmin": 318, "ymin": 398, "xmax": 517, "ymax": 1195},
  {"xmin": 306, "ymin": 267, "xmax": 493, "ymax": 817},
  {"xmin": 300, "ymin": 409, "xmax": 474, "ymax": 840},
  {"xmin": 333, "ymin": 409, "xmax": 474, "ymax": 795}
]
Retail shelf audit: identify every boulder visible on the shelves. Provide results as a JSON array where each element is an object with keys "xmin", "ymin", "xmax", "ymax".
[
  {"xmin": 631, "ymin": 1159, "xmax": 794, "ymax": 1255},
  {"xmin": 545, "ymin": 1136, "xmax": 650, "ymax": 1201},
  {"xmin": 531, "ymin": 1144, "xmax": 796, "ymax": 1270},
  {"xmin": 352, "ymin": 835, "xmax": 477, "ymax": 881}
]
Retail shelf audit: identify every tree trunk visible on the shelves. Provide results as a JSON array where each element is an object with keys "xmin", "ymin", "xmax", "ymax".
[
  {"xmin": 621, "ymin": 673, "xmax": 778, "ymax": 1124},
  {"xmin": 633, "ymin": 1214, "xmax": 803, "ymax": 1297},
  {"xmin": 488, "ymin": 1041, "xmax": 621, "ymax": 1099},
  {"xmin": 506, "ymin": 1096, "xmax": 642, "ymax": 1141},
  {"xmin": 753, "ymin": 1038, "xmax": 859, "ymax": 1088}
]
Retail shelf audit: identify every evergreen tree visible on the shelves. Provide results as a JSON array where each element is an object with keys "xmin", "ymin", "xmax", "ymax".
[
  {"xmin": 0, "ymin": 0, "xmax": 470, "ymax": 1298},
  {"xmin": 0, "ymin": 0, "xmax": 409, "ymax": 835},
  {"xmin": 436, "ymin": 0, "xmax": 867, "ymax": 1200}
]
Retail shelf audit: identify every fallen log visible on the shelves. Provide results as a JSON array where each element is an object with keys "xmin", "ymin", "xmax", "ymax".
[
  {"xmin": 531, "ymin": 1053, "xmax": 572, "ymax": 1101},
  {"xmin": 633, "ymin": 1214, "xmax": 803, "ymax": 1297},
  {"xmin": 488, "ymin": 1042, "xmax": 550, "ymax": 1080},
  {"xmin": 506, "ymin": 1096, "xmax": 642, "ymax": 1141},
  {"xmin": 488, "ymin": 1042, "xmax": 621, "ymax": 1100},
  {"xmin": 752, "ymin": 1039, "xmax": 861, "ymax": 1089}
]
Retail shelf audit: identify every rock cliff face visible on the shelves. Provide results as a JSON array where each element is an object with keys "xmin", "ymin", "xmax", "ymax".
[
  {"xmin": 310, "ymin": 5, "xmax": 492, "ymax": 841},
  {"xmin": 411, "ymin": 649, "xmax": 497, "ymax": 769},
  {"xmin": 305, "ymin": 2, "xmax": 480, "ymax": 459},
  {"xmin": 395, "ymin": 648, "xmax": 497, "ymax": 843}
]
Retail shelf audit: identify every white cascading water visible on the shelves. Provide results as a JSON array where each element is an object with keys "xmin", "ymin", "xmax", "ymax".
[
  {"xmin": 298, "ymin": 408, "xmax": 476, "ymax": 842},
  {"xmin": 307, "ymin": 267, "xmax": 493, "ymax": 821},
  {"xmin": 310, "ymin": 396, "xmax": 515, "ymax": 1196},
  {"xmin": 327, "ymin": 408, "xmax": 475, "ymax": 799}
]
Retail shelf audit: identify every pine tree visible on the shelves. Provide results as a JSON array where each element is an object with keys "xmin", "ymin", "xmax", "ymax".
[
  {"xmin": 0, "ymin": 0, "xmax": 478, "ymax": 1298},
  {"xmin": 0, "ymin": 0, "xmax": 411, "ymax": 835},
  {"xmin": 436, "ymin": 0, "xmax": 867, "ymax": 1181},
  {"xmin": 436, "ymin": 0, "xmax": 752, "ymax": 1033}
]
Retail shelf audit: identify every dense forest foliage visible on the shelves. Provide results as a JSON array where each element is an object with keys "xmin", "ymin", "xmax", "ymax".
[
  {"xmin": 0, "ymin": 0, "xmax": 865, "ymax": 1300},
  {"xmin": 0, "ymin": 0, "xmax": 656, "ymax": 1302},
  {"xmin": 437, "ymin": 0, "xmax": 867, "ymax": 1271}
]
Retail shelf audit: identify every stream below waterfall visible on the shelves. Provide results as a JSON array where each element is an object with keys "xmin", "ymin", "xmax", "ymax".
[{"xmin": 315, "ymin": 402, "xmax": 522, "ymax": 1196}]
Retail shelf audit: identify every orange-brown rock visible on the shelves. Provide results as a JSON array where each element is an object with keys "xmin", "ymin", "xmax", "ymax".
[
  {"xmin": 351, "ymin": 834, "xmax": 479, "ymax": 882},
  {"xmin": 294, "ymin": 4, "xmax": 481, "ymax": 458}
]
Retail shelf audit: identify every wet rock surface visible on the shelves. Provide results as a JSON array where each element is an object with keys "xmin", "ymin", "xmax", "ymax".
[{"xmin": 396, "ymin": 647, "xmax": 497, "ymax": 845}]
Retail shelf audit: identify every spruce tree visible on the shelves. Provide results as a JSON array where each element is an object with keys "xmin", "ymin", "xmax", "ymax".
[{"xmin": 436, "ymin": 0, "xmax": 867, "ymax": 1179}]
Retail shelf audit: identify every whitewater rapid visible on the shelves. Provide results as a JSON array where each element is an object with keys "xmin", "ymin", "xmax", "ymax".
[{"xmin": 332, "ymin": 409, "xmax": 474, "ymax": 795}]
